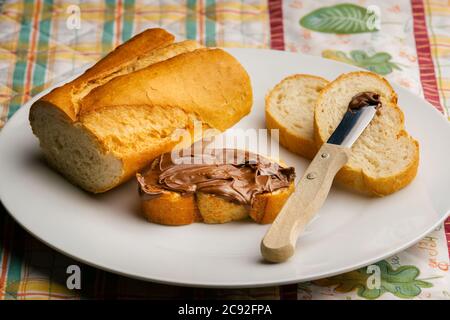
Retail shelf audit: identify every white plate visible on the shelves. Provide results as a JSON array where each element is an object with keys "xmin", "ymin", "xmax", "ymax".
[{"xmin": 0, "ymin": 49, "xmax": 449, "ymax": 288}]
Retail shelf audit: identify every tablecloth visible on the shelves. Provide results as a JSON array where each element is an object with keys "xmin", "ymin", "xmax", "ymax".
[{"xmin": 0, "ymin": 0, "xmax": 449, "ymax": 300}]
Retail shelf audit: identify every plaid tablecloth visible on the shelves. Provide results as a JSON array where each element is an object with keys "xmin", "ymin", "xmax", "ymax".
[{"xmin": 0, "ymin": 0, "xmax": 449, "ymax": 300}]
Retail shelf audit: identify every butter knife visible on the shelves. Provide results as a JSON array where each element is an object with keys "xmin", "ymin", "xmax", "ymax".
[{"xmin": 261, "ymin": 102, "xmax": 378, "ymax": 263}]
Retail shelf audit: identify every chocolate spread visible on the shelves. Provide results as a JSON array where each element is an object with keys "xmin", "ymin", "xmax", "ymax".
[
  {"xmin": 137, "ymin": 149, "xmax": 295, "ymax": 205},
  {"xmin": 348, "ymin": 92, "xmax": 382, "ymax": 111}
]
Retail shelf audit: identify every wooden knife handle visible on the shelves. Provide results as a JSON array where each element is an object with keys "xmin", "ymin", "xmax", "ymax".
[{"xmin": 261, "ymin": 143, "xmax": 351, "ymax": 263}]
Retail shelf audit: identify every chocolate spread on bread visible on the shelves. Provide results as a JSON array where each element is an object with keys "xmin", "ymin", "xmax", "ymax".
[
  {"xmin": 137, "ymin": 149, "xmax": 295, "ymax": 205},
  {"xmin": 348, "ymin": 92, "xmax": 382, "ymax": 111}
]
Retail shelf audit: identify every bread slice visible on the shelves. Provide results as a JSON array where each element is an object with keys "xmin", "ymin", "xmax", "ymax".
[
  {"xmin": 137, "ymin": 151, "xmax": 295, "ymax": 225},
  {"xmin": 29, "ymin": 28, "xmax": 253, "ymax": 193},
  {"xmin": 266, "ymin": 74, "xmax": 329, "ymax": 159},
  {"xmin": 314, "ymin": 71, "xmax": 419, "ymax": 196}
]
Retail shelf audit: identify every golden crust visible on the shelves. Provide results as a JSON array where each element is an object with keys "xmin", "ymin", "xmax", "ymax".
[
  {"xmin": 250, "ymin": 183, "xmax": 295, "ymax": 224},
  {"xmin": 141, "ymin": 191, "xmax": 201, "ymax": 226},
  {"xmin": 79, "ymin": 48, "xmax": 253, "ymax": 131},
  {"xmin": 313, "ymin": 71, "xmax": 418, "ymax": 196},
  {"xmin": 33, "ymin": 28, "xmax": 175, "ymax": 121},
  {"xmin": 332, "ymin": 132, "xmax": 419, "ymax": 196},
  {"xmin": 141, "ymin": 182, "xmax": 295, "ymax": 226}
]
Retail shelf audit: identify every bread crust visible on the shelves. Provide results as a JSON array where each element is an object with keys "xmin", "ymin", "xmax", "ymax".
[
  {"xmin": 29, "ymin": 29, "xmax": 253, "ymax": 193},
  {"xmin": 314, "ymin": 71, "xmax": 419, "ymax": 196},
  {"xmin": 79, "ymin": 48, "xmax": 252, "ymax": 130},
  {"xmin": 141, "ymin": 191, "xmax": 200, "ymax": 225},
  {"xmin": 141, "ymin": 182, "xmax": 295, "ymax": 225},
  {"xmin": 250, "ymin": 183, "xmax": 295, "ymax": 223},
  {"xmin": 331, "ymin": 131, "xmax": 419, "ymax": 196},
  {"xmin": 32, "ymin": 28, "xmax": 175, "ymax": 121},
  {"xmin": 139, "ymin": 157, "xmax": 295, "ymax": 225},
  {"xmin": 265, "ymin": 74, "xmax": 329, "ymax": 160}
]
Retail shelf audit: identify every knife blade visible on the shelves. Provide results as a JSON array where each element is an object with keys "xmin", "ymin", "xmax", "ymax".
[
  {"xmin": 327, "ymin": 105, "xmax": 377, "ymax": 148},
  {"xmin": 261, "ymin": 102, "xmax": 379, "ymax": 263}
]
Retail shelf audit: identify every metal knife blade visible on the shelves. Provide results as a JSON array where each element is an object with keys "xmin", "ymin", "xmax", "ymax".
[{"xmin": 327, "ymin": 105, "xmax": 377, "ymax": 148}]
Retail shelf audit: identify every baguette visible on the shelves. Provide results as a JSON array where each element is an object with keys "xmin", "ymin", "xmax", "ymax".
[
  {"xmin": 265, "ymin": 74, "xmax": 328, "ymax": 159},
  {"xmin": 314, "ymin": 71, "xmax": 419, "ymax": 196},
  {"xmin": 29, "ymin": 28, "xmax": 253, "ymax": 193},
  {"xmin": 137, "ymin": 149, "xmax": 295, "ymax": 225}
]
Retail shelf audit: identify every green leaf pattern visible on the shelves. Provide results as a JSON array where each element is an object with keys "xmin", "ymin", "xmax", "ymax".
[
  {"xmin": 313, "ymin": 260, "xmax": 433, "ymax": 299},
  {"xmin": 300, "ymin": 3, "xmax": 379, "ymax": 34},
  {"xmin": 322, "ymin": 49, "xmax": 402, "ymax": 75}
]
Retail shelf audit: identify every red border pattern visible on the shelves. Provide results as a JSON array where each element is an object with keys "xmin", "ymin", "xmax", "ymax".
[
  {"xmin": 268, "ymin": 0, "xmax": 284, "ymax": 50},
  {"xmin": 411, "ymin": 0, "xmax": 445, "ymax": 113},
  {"xmin": 411, "ymin": 0, "xmax": 449, "ymax": 254},
  {"xmin": 446, "ymin": 220, "xmax": 450, "ymax": 253}
]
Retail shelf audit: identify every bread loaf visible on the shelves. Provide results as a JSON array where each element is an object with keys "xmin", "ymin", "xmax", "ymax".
[{"xmin": 29, "ymin": 28, "xmax": 253, "ymax": 193}]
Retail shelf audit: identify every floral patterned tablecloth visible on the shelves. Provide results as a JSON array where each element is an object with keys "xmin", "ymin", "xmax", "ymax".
[{"xmin": 0, "ymin": 0, "xmax": 449, "ymax": 299}]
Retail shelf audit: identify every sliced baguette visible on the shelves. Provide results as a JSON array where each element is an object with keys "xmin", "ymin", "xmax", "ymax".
[
  {"xmin": 29, "ymin": 28, "xmax": 253, "ymax": 193},
  {"xmin": 138, "ymin": 152, "xmax": 295, "ymax": 225},
  {"xmin": 314, "ymin": 71, "xmax": 419, "ymax": 196},
  {"xmin": 266, "ymin": 74, "xmax": 329, "ymax": 159}
]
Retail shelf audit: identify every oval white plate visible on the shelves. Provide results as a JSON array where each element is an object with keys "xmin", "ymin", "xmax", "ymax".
[{"xmin": 0, "ymin": 49, "xmax": 449, "ymax": 288}]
